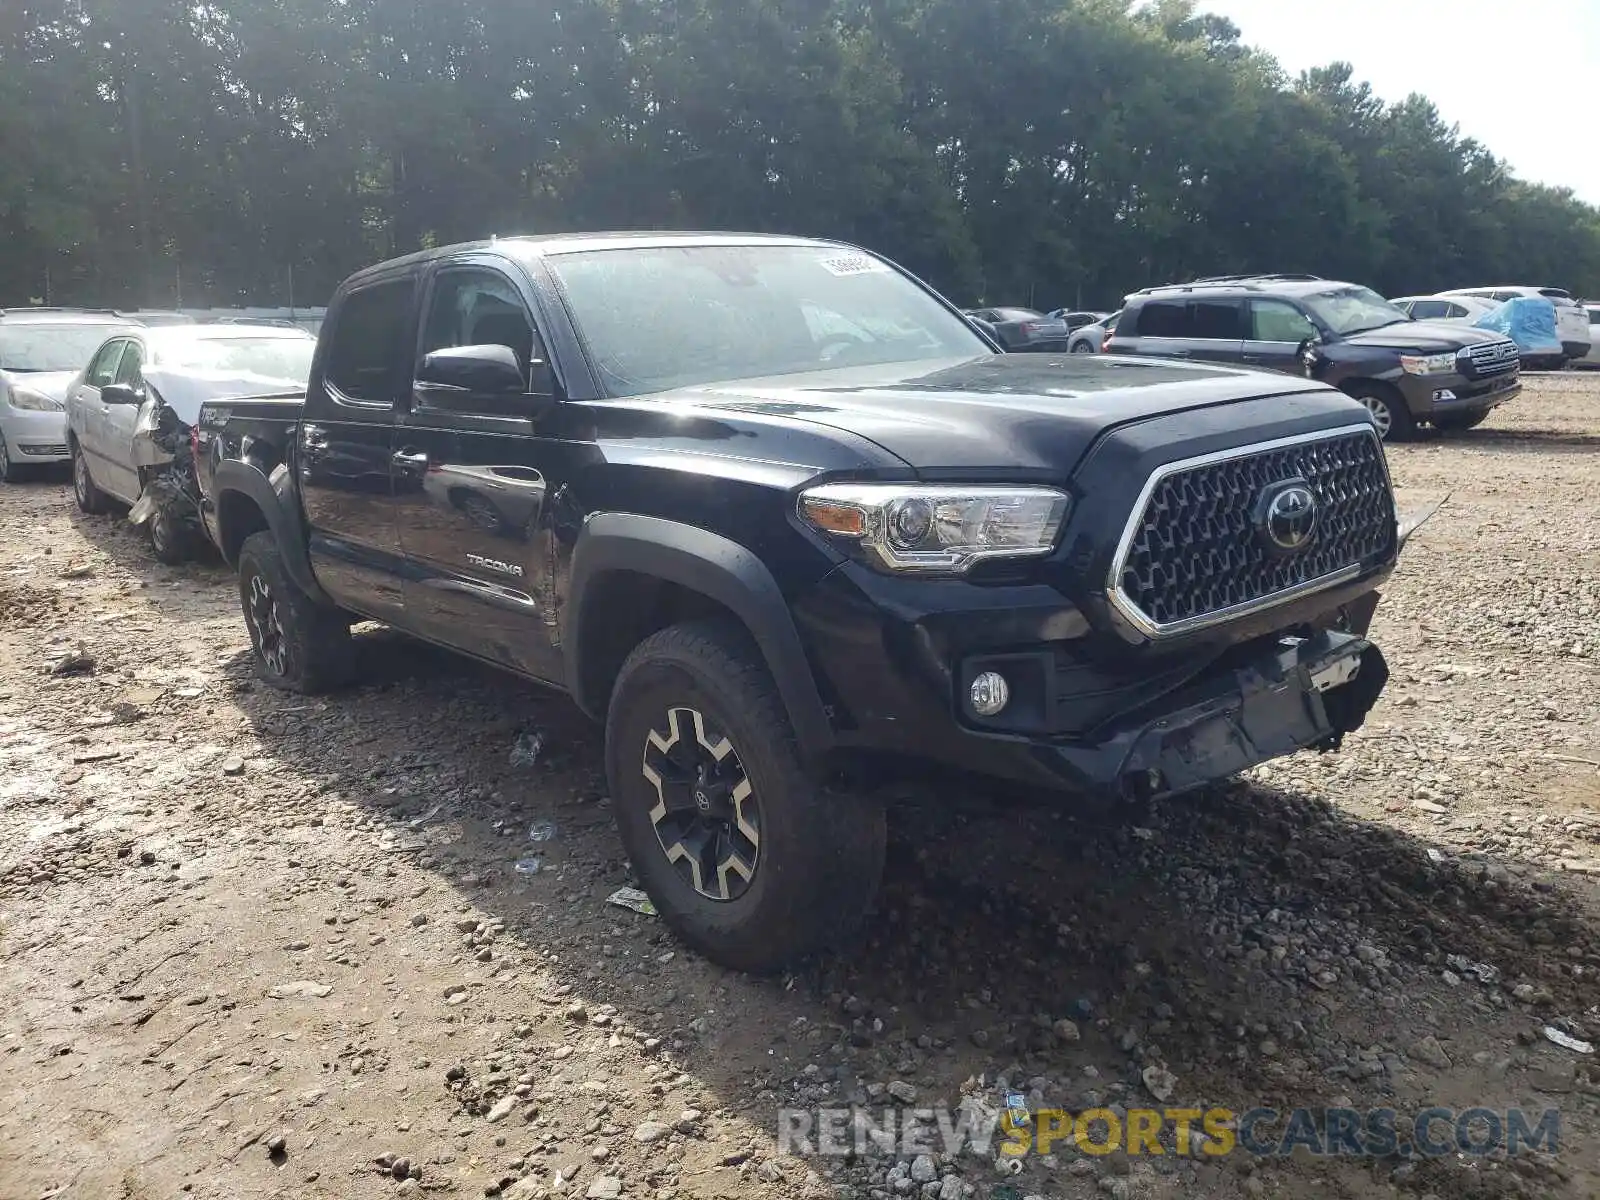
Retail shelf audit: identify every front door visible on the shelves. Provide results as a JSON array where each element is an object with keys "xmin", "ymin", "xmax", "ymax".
[
  {"xmin": 1243, "ymin": 298, "xmax": 1320, "ymax": 373},
  {"xmin": 392, "ymin": 262, "xmax": 562, "ymax": 682},
  {"xmin": 102, "ymin": 337, "xmax": 148, "ymax": 499},
  {"xmin": 72, "ymin": 338, "xmax": 127, "ymax": 491},
  {"xmin": 298, "ymin": 276, "xmax": 414, "ymax": 619}
]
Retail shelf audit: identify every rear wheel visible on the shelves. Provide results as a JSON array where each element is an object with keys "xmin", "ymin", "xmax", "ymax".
[
  {"xmin": 237, "ymin": 531, "xmax": 356, "ymax": 693},
  {"xmin": 71, "ymin": 441, "xmax": 111, "ymax": 512},
  {"xmin": 605, "ymin": 619, "xmax": 886, "ymax": 973},
  {"xmin": 1345, "ymin": 384, "xmax": 1415, "ymax": 442}
]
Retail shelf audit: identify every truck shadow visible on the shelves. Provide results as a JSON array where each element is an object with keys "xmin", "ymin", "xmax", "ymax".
[{"xmin": 222, "ymin": 632, "xmax": 1600, "ymax": 1193}]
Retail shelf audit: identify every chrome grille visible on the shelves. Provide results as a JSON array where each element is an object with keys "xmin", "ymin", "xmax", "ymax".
[
  {"xmin": 1466, "ymin": 339, "xmax": 1519, "ymax": 378},
  {"xmin": 1111, "ymin": 427, "xmax": 1396, "ymax": 637}
]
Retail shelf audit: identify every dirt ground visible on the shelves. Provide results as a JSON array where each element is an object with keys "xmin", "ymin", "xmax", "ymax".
[{"xmin": 2, "ymin": 374, "xmax": 1598, "ymax": 1200}]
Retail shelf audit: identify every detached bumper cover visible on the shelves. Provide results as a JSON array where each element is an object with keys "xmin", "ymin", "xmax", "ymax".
[{"xmin": 1027, "ymin": 630, "xmax": 1387, "ymax": 799}]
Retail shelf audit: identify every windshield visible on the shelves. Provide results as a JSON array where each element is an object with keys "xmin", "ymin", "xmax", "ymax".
[
  {"xmin": 0, "ymin": 324, "xmax": 128, "ymax": 373},
  {"xmin": 1300, "ymin": 286, "xmax": 1411, "ymax": 337},
  {"xmin": 546, "ymin": 244, "xmax": 989, "ymax": 395},
  {"xmin": 156, "ymin": 336, "xmax": 315, "ymax": 383}
]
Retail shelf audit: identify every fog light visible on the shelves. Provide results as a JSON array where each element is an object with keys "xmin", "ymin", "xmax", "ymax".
[{"xmin": 969, "ymin": 671, "xmax": 1010, "ymax": 717}]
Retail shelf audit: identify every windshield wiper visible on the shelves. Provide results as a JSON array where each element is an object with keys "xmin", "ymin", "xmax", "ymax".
[{"xmin": 1342, "ymin": 319, "xmax": 1407, "ymax": 335}]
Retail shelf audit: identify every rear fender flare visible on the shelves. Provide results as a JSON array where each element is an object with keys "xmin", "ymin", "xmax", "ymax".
[
  {"xmin": 214, "ymin": 458, "xmax": 330, "ymax": 605},
  {"xmin": 565, "ymin": 513, "xmax": 834, "ymax": 762}
]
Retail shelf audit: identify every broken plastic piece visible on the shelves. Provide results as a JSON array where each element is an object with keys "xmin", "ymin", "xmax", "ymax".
[
  {"xmin": 1542, "ymin": 1027, "xmax": 1594, "ymax": 1054},
  {"xmin": 605, "ymin": 887, "xmax": 657, "ymax": 917},
  {"xmin": 1445, "ymin": 954, "xmax": 1499, "ymax": 985},
  {"xmin": 527, "ymin": 818, "xmax": 558, "ymax": 842},
  {"xmin": 514, "ymin": 855, "xmax": 544, "ymax": 875},
  {"xmin": 510, "ymin": 729, "xmax": 545, "ymax": 768}
]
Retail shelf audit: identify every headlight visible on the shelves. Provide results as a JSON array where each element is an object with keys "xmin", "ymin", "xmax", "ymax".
[
  {"xmin": 1399, "ymin": 352, "xmax": 1458, "ymax": 376},
  {"xmin": 8, "ymin": 386, "xmax": 62, "ymax": 411},
  {"xmin": 799, "ymin": 483, "xmax": 1071, "ymax": 574}
]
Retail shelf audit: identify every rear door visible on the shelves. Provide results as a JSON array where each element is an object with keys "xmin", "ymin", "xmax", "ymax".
[
  {"xmin": 392, "ymin": 259, "xmax": 561, "ymax": 681},
  {"xmin": 1181, "ymin": 298, "xmax": 1247, "ymax": 363},
  {"xmin": 298, "ymin": 275, "xmax": 416, "ymax": 619},
  {"xmin": 1242, "ymin": 298, "xmax": 1320, "ymax": 372}
]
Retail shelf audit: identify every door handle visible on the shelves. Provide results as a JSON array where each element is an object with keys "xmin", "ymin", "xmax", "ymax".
[
  {"xmin": 1242, "ymin": 355, "xmax": 1264, "ymax": 364},
  {"xmin": 1169, "ymin": 348, "xmax": 1192, "ymax": 357},
  {"xmin": 392, "ymin": 449, "xmax": 430, "ymax": 469}
]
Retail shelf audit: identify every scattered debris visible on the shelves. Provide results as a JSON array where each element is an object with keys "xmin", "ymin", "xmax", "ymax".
[
  {"xmin": 604, "ymin": 887, "xmax": 656, "ymax": 917},
  {"xmin": 1141, "ymin": 1065, "xmax": 1177, "ymax": 1102},
  {"xmin": 527, "ymin": 818, "xmax": 558, "ymax": 842},
  {"xmin": 49, "ymin": 645, "xmax": 96, "ymax": 676},
  {"xmin": 1543, "ymin": 1027, "xmax": 1595, "ymax": 1055},
  {"xmin": 267, "ymin": 981, "xmax": 333, "ymax": 1000},
  {"xmin": 509, "ymin": 729, "xmax": 545, "ymax": 768}
]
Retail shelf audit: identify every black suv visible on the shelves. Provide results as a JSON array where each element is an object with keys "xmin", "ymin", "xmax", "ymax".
[
  {"xmin": 1107, "ymin": 274, "xmax": 1521, "ymax": 440},
  {"xmin": 195, "ymin": 234, "xmax": 1405, "ymax": 972}
]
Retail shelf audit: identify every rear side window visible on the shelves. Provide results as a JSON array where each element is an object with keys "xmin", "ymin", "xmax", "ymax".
[
  {"xmin": 1131, "ymin": 301, "xmax": 1186, "ymax": 337},
  {"xmin": 1588, "ymin": 308, "xmax": 1600, "ymax": 324},
  {"xmin": 1408, "ymin": 300, "xmax": 1451, "ymax": 320},
  {"xmin": 1189, "ymin": 300, "xmax": 1244, "ymax": 340},
  {"xmin": 324, "ymin": 279, "xmax": 416, "ymax": 405}
]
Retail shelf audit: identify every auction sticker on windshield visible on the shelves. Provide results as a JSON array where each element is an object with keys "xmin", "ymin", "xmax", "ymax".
[{"xmin": 818, "ymin": 253, "xmax": 890, "ymax": 276}]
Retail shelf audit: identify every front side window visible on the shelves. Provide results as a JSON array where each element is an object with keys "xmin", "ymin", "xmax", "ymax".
[
  {"xmin": 1249, "ymin": 299, "xmax": 1318, "ymax": 342},
  {"xmin": 1300, "ymin": 286, "xmax": 1409, "ymax": 337},
  {"xmin": 324, "ymin": 280, "xmax": 416, "ymax": 404},
  {"xmin": 114, "ymin": 342, "xmax": 145, "ymax": 387},
  {"xmin": 422, "ymin": 268, "xmax": 542, "ymax": 371},
  {"xmin": 86, "ymin": 339, "xmax": 127, "ymax": 386},
  {"xmin": 545, "ymin": 244, "xmax": 988, "ymax": 396},
  {"xmin": 0, "ymin": 325, "xmax": 131, "ymax": 375}
]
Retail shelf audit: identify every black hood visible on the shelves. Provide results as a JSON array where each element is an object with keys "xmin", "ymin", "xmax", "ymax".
[
  {"xmin": 632, "ymin": 354, "xmax": 1358, "ymax": 474},
  {"xmin": 1339, "ymin": 319, "xmax": 1507, "ymax": 352}
]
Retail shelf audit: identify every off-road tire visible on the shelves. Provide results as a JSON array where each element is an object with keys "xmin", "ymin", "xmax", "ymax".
[
  {"xmin": 1345, "ymin": 383, "xmax": 1415, "ymax": 442},
  {"xmin": 71, "ymin": 440, "xmax": 111, "ymax": 512},
  {"xmin": 605, "ymin": 618, "xmax": 886, "ymax": 973},
  {"xmin": 237, "ymin": 531, "xmax": 356, "ymax": 693}
]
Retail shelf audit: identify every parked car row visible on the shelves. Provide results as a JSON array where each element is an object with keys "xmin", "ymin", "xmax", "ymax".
[
  {"xmin": 0, "ymin": 305, "xmax": 314, "ymax": 560},
  {"xmin": 5, "ymin": 233, "xmax": 1421, "ymax": 973},
  {"xmin": 1388, "ymin": 286, "xmax": 1592, "ymax": 369}
]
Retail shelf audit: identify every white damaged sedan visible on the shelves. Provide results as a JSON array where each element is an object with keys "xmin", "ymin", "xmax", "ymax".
[{"xmin": 65, "ymin": 324, "xmax": 313, "ymax": 561}]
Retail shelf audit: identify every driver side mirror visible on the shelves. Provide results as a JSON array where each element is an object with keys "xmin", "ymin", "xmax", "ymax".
[
  {"xmin": 101, "ymin": 383, "xmax": 143, "ymax": 405},
  {"xmin": 415, "ymin": 344, "xmax": 556, "ymax": 419}
]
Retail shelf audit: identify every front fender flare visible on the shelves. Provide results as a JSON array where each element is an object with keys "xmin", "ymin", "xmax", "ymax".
[{"xmin": 566, "ymin": 513, "xmax": 835, "ymax": 762}]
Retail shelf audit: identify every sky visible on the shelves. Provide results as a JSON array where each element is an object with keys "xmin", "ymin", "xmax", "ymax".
[{"xmin": 1200, "ymin": 0, "xmax": 1600, "ymax": 205}]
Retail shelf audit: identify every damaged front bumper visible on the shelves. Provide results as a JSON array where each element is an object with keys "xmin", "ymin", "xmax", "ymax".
[{"xmin": 1026, "ymin": 629, "xmax": 1388, "ymax": 801}]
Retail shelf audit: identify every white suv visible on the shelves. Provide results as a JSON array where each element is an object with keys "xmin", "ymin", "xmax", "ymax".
[{"xmin": 1435, "ymin": 286, "xmax": 1593, "ymax": 364}]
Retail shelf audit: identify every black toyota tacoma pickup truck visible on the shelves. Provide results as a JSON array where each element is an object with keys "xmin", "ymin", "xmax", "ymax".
[{"xmin": 195, "ymin": 233, "xmax": 1405, "ymax": 972}]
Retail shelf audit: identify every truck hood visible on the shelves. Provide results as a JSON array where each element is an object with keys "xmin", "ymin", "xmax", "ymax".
[
  {"xmin": 639, "ymin": 354, "xmax": 1347, "ymax": 473},
  {"xmin": 1339, "ymin": 320, "xmax": 1507, "ymax": 352},
  {"xmin": 1, "ymin": 369, "xmax": 78, "ymax": 405}
]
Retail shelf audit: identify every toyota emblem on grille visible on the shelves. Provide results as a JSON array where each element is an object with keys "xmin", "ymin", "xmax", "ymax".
[{"xmin": 1254, "ymin": 478, "xmax": 1318, "ymax": 554}]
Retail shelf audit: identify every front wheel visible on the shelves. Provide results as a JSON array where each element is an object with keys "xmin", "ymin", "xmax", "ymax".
[
  {"xmin": 149, "ymin": 504, "xmax": 197, "ymax": 564},
  {"xmin": 1070, "ymin": 341, "xmax": 1094, "ymax": 354},
  {"xmin": 237, "ymin": 531, "xmax": 356, "ymax": 693},
  {"xmin": 605, "ymin": 619, "xmax": 886, "ymax": 973},
  {"xmin": 1345, "ymin": 384, "xmax": 1415, "ymax": 442},
  {"xmin": 0, "ymin": 430, "xmax": 22, "ymax": 484}
]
